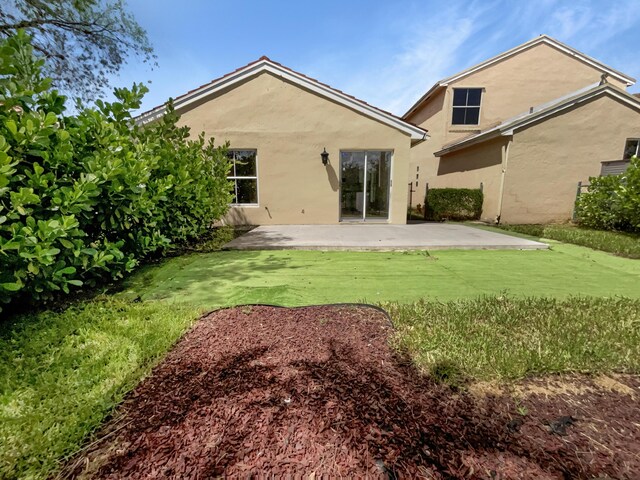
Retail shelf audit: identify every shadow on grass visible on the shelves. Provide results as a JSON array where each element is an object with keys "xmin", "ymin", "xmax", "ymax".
[{"xmin": 117, "ymin": 228, "xmax": 308, "ymax": 306}]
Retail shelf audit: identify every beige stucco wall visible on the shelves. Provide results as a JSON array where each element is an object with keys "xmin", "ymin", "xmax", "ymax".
[
  {"xmin": 175, "ymin": 72, "xmax": 412, "ymax": 225},
  {"xmin": 407, "ymin": 88, "xmax": 446, "ymax": 206},
  {"xmin": 431, "ymin": 137, "xmax": 507, "ymax": 222},
  {"xmin": 501, "ymin": 93, "xmax": 640, "ymax": 224},
  {"xmin": 445, "ymin": 43, "xmax": 628, "ymax": 137},
  {"xmin": 405, "ymin": 41, "xmax": 631, "ymax": 207}
]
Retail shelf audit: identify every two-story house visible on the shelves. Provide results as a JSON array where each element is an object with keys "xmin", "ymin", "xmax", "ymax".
[{"xmin": 404, "ymin": 35, "xmax": 640, "ymax": 224}]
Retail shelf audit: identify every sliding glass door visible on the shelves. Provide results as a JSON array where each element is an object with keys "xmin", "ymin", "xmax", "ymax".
[{"xmin": 340, "ymin": 151, "xmax": 391, "ymax": 221}]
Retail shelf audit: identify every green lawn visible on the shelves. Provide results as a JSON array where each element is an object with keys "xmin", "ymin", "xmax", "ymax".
[
  {"xmin": 491, "ymin": 223, "xmax": 640, "ymax": 259},
  {"xmin": 385, "ymin": 296, "xmax": 640, "ymax": 382},
  {"xmin": 0, "ymin": 299, "xmax": 201, "ymax": 479},
  {"xmin": 3, "ymin": 237, "xmax": 640, "ymax": 479},
  {"xmin": 120, "ymin": 242, "xmax": 640, "ymax": 308}
]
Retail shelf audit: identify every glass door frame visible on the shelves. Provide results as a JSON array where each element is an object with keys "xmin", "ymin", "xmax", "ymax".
[{"xmin": 339, "ymin": 150, "xmax": 393, "ymax": 222}]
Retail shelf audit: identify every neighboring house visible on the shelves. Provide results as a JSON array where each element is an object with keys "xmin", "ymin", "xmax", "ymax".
[
  {"xmin": 404, "ymin": 35, "xmax": 640, "ymax": 224},
  {"xmin": 138, "ymin": 57, "xmax": 427, "ymax": 225}
]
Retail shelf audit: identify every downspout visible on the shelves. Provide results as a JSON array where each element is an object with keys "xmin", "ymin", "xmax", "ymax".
[{"xmin": 495, "ymin": 136, "xmax": 513, "ymax": 224}]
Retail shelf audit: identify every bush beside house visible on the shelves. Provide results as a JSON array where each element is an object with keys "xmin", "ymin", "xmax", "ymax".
[
  {"xmin": 424, "ymin": 188, "xmax": 483, "ymax": 221},
  {"xmin": 577, "ymin": 156, "xmax": 640, "ymax": 232},
  {"xmin": 0, "ymin": 32, "xmax": 232, "ymax": 310}
]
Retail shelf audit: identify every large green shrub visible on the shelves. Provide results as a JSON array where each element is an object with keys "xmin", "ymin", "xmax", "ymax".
[
  {"xmin": 424, "ymin": 188, "xmax": 483, "ymax": 221},
  {"xmin": 0, "ymin": 31, "xmax": 232, "ymax": 309},
  {"xmin": 577, "ymin": 156, "xmax": 640, "ymax": 232}
]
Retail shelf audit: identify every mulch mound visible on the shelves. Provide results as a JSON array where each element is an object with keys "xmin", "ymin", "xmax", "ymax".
[{"xmin": 66, "ymin": 305, "xmax": 640, "ymax": 479}]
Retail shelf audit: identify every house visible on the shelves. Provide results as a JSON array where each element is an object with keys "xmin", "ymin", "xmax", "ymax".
[
  {"xmin": 138, "ymin": 57, "xmax": 427, "ymax": 225},
  {"xmin": 404, "ymin": 35, "xmax": 640, "ymax": 224}
]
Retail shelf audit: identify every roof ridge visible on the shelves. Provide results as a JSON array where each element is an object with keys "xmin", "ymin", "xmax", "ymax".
[
  {"xmin": 135, "ymin": 57, "xmax": 428, "ymax": 141},
  {"xmin": 403, "ymin": 34, "xmax": 636, "ymax": 119}
]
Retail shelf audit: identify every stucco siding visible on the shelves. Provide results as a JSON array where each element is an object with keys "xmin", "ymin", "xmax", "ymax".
[
  {"xmin": 501, "ymin": 94, "xmax": 640, "ymax": 224},
  {"xmin": 446, "ymin": 43, "xmax": 628, "ymax": 137},
  {"xmin": 176, "ymin": 72, "xmax": 412, "ymax": 225},
  {"xmin": 405, "ymin": 42, "xmax": 631, "ymax": 208},
  {"xmin": 431, "ymin": 138, "xmax": 506, "ymax": 222},
  {"xmin": 407, "ymin": 88, "xmax": 446, "ymax": 207}
]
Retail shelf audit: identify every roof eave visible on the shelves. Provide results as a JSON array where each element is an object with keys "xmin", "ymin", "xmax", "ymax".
[
  {"xmin": 434, "ymin": 130, "xmax": 504, "ymax": 156},
  {"xmin": 411, "ymin": 133, "xmax": 430, "ymax": 147},
  {"xmin": 435, "ymin": 84, "xmax": 640, "ymax": 156},
  {"xmin": 136, "ymin": 58, "xmax": 428, "ymax": 140},
  {"xmin": 402, "ymin": 83, "xmax": 446, "ymax": 119},
  {"xmin": 403, "ymin": 35, "xmax": 636, "ymax": 121},
  {"xmin": 440, "ymin": 35, "xmax": 635, "ymax": 87}
]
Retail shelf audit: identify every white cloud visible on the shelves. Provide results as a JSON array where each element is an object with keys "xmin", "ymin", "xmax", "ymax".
[
  {"xmin": 543, "ymin": 0, "xmax": 640, "ymax": 50},
  {"xmin": 362, "ymin": 0, "xmax": 498, "ymax": 114},
  {"xmin": 322, "ymin": 0, "xmax": 640, "ymax": 114},
  {"xmin": 113, "ymin": 0, "xmax": 640, "ymax": 114}
]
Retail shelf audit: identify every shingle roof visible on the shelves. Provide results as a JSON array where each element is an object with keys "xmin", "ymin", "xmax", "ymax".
[
  {"xmin": 403, "ymin": 34, "xmax": 636, "ymax": 119},
  {"xmin": 136, "ymin": 56, "xmax": 428, "ymax": 142},
  {"xmin": 434, "ymin": 83, "xmax": 640, "ymax": 156}
]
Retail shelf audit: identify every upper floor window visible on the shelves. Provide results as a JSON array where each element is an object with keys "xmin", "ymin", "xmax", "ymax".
[
  {"xmin": 452, "ymin": 88, "xmax": 482, "ymax": 125},
  {"xmin": 227, "ymin": 149, "xmax": 258, "ymax": 205},
  {"xmin": 623, "ymin": 139, "xmax": 640, "ymax": 159}
]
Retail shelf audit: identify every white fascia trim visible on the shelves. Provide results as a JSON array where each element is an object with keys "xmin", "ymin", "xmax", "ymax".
[
  {"xmin": 501, "ymin": 87, "xmax": 640, "ymax": 134},
  {"xmin": 138, "ymin": 60, "xmax": 428, "ymax": 141},
  {"xmin": 434, "ymin": 131, "xmax": 501, "ymax": 156},
  {"xmin": 407, "ymin": 36, "xmax": 635, "ymax": 120},
  {"xmin": 403, "ymin": 83, "xmax": 445, "ymax": 118},
  {"xmin": 436, "ymin": 86, "xmax": 640, "ymax": 155},
  {"xmin": 443, "ymin": 36, "xmax": 635, "ymax": 87}
]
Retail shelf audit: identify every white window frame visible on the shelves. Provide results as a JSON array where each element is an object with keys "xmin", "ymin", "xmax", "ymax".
[
  {"xmin": 623, "ymin": 138, "xmax": 640, "ymax": 159},
  {"xmin": 227, "ymin": 149, "xmax": 259, "ymax": 207},
  {"xmin": 451, "ymin": 87, "xmax": 483, "ymax": 126}
]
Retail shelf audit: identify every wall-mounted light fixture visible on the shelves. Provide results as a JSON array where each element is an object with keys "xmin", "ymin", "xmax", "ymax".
[{"xmin": 321, "ymin": 148, "xmax": 329, "ymax": 166}]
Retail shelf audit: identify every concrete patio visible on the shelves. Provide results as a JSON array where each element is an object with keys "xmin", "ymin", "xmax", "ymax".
[{"xmin": 223, "ymin": 223, "xmax": 548, "ymax": 251}]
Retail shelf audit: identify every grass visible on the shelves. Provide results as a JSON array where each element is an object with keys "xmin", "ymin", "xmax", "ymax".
[
  {"xmin": 384, "ymin": 296, "xmax": 640, "ymax": 382},
  {"xmin": 3, "ymin": 238, "xmax": 640, "ymax": 478},
  {"xmin": 493, "ymin": 223, "xmax": 640, "ymax": 259},
  {"xmin": 118, "ymin": 243, "xmax": 640, "ymax": 308},
  {"xmin": 0, "ymin": 298, "xmax": 201, "ymax": 479}
]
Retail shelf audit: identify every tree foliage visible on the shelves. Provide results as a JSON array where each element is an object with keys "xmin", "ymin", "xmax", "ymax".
[
  {"xmin": 576, "ymin": 156, "xmax": 640, "ymax": 232},
  {"xmin": 0, "ymin": 0, "xmax": 154, "ymax": 100},
  {"xmin": 0, "ymin": 31, "xmax": 232, "ymax": 310}
]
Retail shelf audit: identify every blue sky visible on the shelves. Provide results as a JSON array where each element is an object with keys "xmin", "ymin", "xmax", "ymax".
[{"xmin": 113, "ymin": 0, "xmax": 640, "ymax": 115}]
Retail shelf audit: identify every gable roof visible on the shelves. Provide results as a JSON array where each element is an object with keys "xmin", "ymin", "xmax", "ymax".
[
  {"xmin": 403, "ymin": 35, "xmax": 636, "ymax": 119},
  {"xmin": 136, "ymin": 56, "xmax": 428, "ymax": 143},
  {"xmin": 434, "ymin": 83, "xmax": 640, "ymax": 156}
]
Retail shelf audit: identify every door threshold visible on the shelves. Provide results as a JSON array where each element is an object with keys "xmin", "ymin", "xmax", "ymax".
[{"xmin": 339, "ymin": 220, "xmax": 389, "ymax": 224}]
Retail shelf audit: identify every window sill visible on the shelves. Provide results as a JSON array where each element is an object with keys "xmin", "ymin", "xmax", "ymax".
[
  {"xmin": 449, "ymin": 127, "xmax": 481, "ymax": 133},
  {"xmin": 230, "ymin": 204, "xmax": 260, "ymax": 208}
]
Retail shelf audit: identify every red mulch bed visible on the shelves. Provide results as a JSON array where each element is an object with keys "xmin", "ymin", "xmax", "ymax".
[{"xmin": 65, "ymin": 305, "xmax": 640, "ymax": 479}]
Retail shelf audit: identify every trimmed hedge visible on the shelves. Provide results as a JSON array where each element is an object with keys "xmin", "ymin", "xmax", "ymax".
[
  {"xmin": 0, "ymin": 32, "xmax": 232, "ymax": 310},
  {"xmin": 576, "ymin": 156, "xmax": 640, "ymax": 232},
  {"xmin": 424, "ymin": 188, "xmax": 483, "ymax": 221}
]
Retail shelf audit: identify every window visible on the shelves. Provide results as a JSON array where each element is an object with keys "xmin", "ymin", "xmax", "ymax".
[
  {"xmin": 452, "ymin": 88, "xmax": 482, "ymax": 125},
  {"xmin": 623, "ymin": 139, "xmax": 640, "ymax": 159},
  {"xmin": 227, "ymin": 149, "xmax": 258, "ymax": 205}
]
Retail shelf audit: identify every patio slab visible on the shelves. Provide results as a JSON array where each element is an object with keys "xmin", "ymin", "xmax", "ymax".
[{"xmin": 223, "ymin": 223, "xmax": 548, "ymax": 251}]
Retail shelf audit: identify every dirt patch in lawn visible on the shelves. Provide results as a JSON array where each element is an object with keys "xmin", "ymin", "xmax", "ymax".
[{"xmin": 64, "ymin": 305, "xmax": 640, "ymax": 479}]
